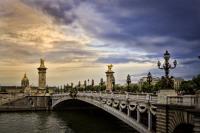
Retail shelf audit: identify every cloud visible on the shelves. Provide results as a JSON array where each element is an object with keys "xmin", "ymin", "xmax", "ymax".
[
  {"xmin": 0, "ymin": 0, "xmax": 93, "ymax": 64},
  {"xmin": 0, "ymin": 0, "xmax": 199, "ymax": 85},
  {"xmin": 96, "ymin": 56, "xmax": 154, "ymax": 64}
]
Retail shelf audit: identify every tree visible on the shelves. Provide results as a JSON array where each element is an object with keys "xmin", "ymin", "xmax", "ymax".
[
  {"xmin": 179, "ymin": 81, "xmax": 195, "ymax": 95},
  {"xmin": 130, "ymin": 84, "xmax": 139, "ymax": 92},
  {"xmin": 114, "ymin": 84, "xmax": 125, "ymax": 92},
  {"xmin": 91, "ymin": 79, "xmax": 94, "ymax": 86},
  {"xmin": 141, "ymin": 82, "xmax": 154, "ymax": 93},
  {"xmin": 0, "ymin": 87, "xmax": 6, "ymax": 93},
  {"xmin": 192, "ymin": 74, "xmax": 200, "ymax": 91},
  {"xmin": 154, "ymin": 81, "xmax": 162, "ymax": 92},
  {"xmin": 177, "ymin": 74, "xmax": 200, "ymax": 94}
]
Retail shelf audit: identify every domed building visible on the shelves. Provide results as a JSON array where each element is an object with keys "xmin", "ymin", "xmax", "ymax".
[{"xmin": 21, "ymin": 73, "xmax": 29, "ymax": 88}]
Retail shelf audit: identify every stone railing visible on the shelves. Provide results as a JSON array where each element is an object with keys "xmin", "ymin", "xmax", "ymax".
[
  {"xmin": 0, "ymin": 93, "xmax": 25, "ymax": 105},
  {"xmin": 53, "ymin": 91, "xmax": 158, "ymax": 103},
  {"xmin": 52, "ymin": 91, "xmax": 199, "ymax": 107},
  {"xmin": 76, "ymin": 91, "xmax": 157, "ymax": 104},
  {"xmin": 167, "ymin": 95, "xmax": 198, "ymax": 106}
]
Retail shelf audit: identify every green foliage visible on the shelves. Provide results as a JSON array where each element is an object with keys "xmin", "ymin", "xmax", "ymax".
[
  {"xmin": 126, "ymin": 84, "xmax": 139, "ymax": 92},
  {"xmin": 114, "ymin": 84, "xmax": 125, "ymax": 92},
  {"xmin": 0, "ymin": 87, "xmax": 6, "ymax": 93},
  {"xmin": 179, "ymin": 81, "xmax": 195, "ymax": 94},
  {"xmin": 141, "ymin": 82, "xmax": 154, "ymax": 93},
  {"xmin": 192, "ymin": 74, "xmax": 200, "ymax": 91},
  {"xmin": 99, "ymin": 84, "xmax": 106, "ymax": 91},
  {"xmin": 160, "ymin": 76, "xmax": 174, "ymax": 89},
  {"xmin": 178, "ymin": 74, "xmax": 200, "ymax": 94},
  {"xmin": 154, "ymin": 81, "xmax": 162, "ymax": 91}
]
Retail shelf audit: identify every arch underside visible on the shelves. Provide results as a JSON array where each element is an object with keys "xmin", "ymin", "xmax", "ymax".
[
  {"xmin": 173, "ymin": 123, "xmax": 194, "ymax": 133},
  {"xmin": 168, "ymin": 111, "xmax": 194, "ymax": 133},
  {"xmin": 52, "ymin": 96, "xmax": 151, "ymax": 133}
]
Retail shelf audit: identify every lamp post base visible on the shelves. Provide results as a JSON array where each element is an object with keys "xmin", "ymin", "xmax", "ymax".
[{"xmin": 158, "ymin": 89, "xmax": 177, "ymax": 104}]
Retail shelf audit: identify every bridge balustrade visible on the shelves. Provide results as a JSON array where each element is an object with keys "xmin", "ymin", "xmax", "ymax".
[
  {"xmin": 167, "ymin": 95, "xmax": 198, "ymax": 106},
  {"xmin": 52, "ymin": 91, "xmax": 199, "ymax": 107}
]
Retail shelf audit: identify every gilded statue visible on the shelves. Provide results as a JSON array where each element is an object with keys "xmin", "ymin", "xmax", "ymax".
[
  {"xmin": 40, "ymin": 58, "xmax": 45, "ymax": 67},
  {"xmin": 107, "ymin": 64, "xmax": 113, "ymax": 71}
]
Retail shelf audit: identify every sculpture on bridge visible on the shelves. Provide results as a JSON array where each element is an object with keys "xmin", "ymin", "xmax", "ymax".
[
  {"xmin": 69, "ymin": 87, "xmax": 78, "ymax": 98},
  {"xmin": 107, "ymin": 64, "xmax": 113, "ymax": 72}
]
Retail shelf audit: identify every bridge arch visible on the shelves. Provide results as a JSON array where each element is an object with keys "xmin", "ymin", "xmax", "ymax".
[
  {"xmin": 168, "ymin": 111, "xmax": 194, "ymax": 133},
  {"xmin": 52, "ymin": 96, "xmax": 150, "ymax": 133},
  {"xmin": 173, "ymin": 123, "xmax": 194, "ymax": 133}
]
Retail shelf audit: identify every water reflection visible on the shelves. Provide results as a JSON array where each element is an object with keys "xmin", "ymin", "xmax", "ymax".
[{"xmin": 0, "ymin": 110, "xmax": 137, "ymax": 133}]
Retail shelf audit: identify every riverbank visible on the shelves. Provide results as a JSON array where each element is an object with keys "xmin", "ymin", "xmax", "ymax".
[{"xmin": 0, "ymin": 106, "xmax": 50, "ymax": 112}]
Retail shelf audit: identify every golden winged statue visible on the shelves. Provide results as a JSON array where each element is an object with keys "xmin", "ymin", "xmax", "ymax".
[{"xmin": 107, "ymin": 64, "xmax": 113, "ymax": 71}]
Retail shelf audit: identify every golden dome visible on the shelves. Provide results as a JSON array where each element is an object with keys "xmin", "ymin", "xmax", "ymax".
[{"xmin": 22, "ymin": 73, "xmax": 29, "ymax": 81}]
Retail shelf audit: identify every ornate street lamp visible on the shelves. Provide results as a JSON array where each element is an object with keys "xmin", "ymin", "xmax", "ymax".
[
  {"xmin": 157, "ymin": 50, "xmax": 177, "ymax": 78},
  {"xmin": 157, "ymin": 50, "xmax": 177, "ymax": 89},
  {"xmin": 71, "ymin": 82, "xmax": 73, "ymax": 88},
  {"xmin": 100, "ymin": 78, "xmax": 104, "ymax": 91},
  {"xmin": 78, "ymin": 81, "xmax": 81, "ymax": 87},
  {"xmin": 91, "ymin": 79, "xmax": 94, "ymax": 86},
  {"xmin": 147, "ymin": 72, "xmax": 152, "ymax": 85},
  {"xmin": 126, "ymin": 74, "xmax": 131, "ymax": 92},
  {"xmin": 84, "ymin": 80, "xmax": 87, "ymax": 91}
]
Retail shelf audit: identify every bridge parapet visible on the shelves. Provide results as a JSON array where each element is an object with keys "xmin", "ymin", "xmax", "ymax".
[
  {"xmin": 76, "ymin": 92, "xmax": 157, "ymax": 104},
  {"xmin": 167, "ymin": 95, "xmax": 199, "ymax": 106},
  {"xmin": 0, "ymin": 93, "xmax": 25, "ymax": 105}
]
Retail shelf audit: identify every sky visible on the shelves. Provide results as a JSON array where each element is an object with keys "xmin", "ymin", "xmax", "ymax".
[{"xmin": 0, "ymin": 0, "xmax": 200, "ymax": 86}]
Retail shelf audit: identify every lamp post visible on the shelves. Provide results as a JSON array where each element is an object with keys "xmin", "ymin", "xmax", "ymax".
[
  {"xmin": 127, "ymin": 74, "xmax": 131, "ymax": 92},
  {"xmin": 157, "ymin": 50, "xmax": 177, "ymax": 78},
  {"xmin": 147, "ymin": 72, "xmax": 153, "ymax": 93},
  {"xmin": 84, "ymin": 80, "xmax": 87, "ymax": 91},
  {"xmin": 147, "ymin": 72, "xmax": 152, "ymax": 85},
  {"xmin": 100, "ymin": 78, "xmax": 104, "ymax": 92},
  {"xmin": 157, "ymin": 50, "xmax": 177, "ymax": 89}
]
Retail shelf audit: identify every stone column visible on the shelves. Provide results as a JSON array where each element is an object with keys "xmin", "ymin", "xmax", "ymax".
[
  {"xmin": 148, "ymin": 110, "xmax": 152, "ymax": 131},
  {"xmin": 137, "ymin": 109, "xmax": 140, "ymax": 123},
  {"xmin": 105, "ymin": 64, "xmax": 114, "ymax": 92},
  {"xmin": 156, "ymin": 105, "xmax": 168, "ymax": 133},
  {"xmin": 37, "ymin": 59, "xmax": 47, "ymax": 96},
  {"xmin": 127, "ymin": 108, "xmax": 130, "ymax": 117},
  {"xmin": 119, "ymin": 106, "xmax": 122, "ymax": 112},
  {"xmin": 158, "ymin": 89, "xmax": 177, "ymax": 104}
]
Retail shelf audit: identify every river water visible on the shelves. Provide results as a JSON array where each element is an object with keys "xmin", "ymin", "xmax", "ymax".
[{"xmin": 0, "ymin": 110, "xmax": 137, "ymax": 133}]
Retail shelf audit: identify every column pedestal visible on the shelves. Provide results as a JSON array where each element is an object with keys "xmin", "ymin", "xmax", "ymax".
[{"xmin": 158, "ymin": 89, "xmax": 177, "ymax": 104}]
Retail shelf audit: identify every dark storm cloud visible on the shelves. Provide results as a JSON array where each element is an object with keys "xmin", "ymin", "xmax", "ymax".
[
  {"xmin": 92, "ymin": 0, "xmax": 200, "ymax": 40},
  {"xmin": 86, "ymin": 0, "xmax": 200, "ymax": 60},
  {"xmin": 180, "ymin": 58, "xmax": 200, "ymax": 65},
  {"xmin": 23, "ymin": 0, "xmax": 82, "ymax": 24}
]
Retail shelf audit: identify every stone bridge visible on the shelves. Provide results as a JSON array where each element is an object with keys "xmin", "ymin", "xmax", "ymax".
[{"xmin": 51, "ymin": 92, "xmax": 200, "ymax": 133}]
